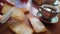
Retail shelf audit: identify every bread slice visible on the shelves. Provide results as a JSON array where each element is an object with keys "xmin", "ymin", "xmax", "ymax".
[
  {"xmin": 1, "ymin": 4, "xmax": 13, "ymax": 14},
  {"xmin": 8, "ymin": 19, "xmax": 34, "ymax": 34},
  {"xmin": 3, "ymin": 0, "xmax": 29, "ymax": 13},
  {"xmin": 29, "ymin": 17, "xmax": 46, "ymax": 33},
  {"xmin": 19, "ymin": 8, "xmax": 29, "ymax": 14},
  {"xmin": 1, "ymin": 4, "xmax": 25, "ymax": 22},
  {"xmin": 26, "ymin": 14, "xmax": 46, "ymax": 33}
]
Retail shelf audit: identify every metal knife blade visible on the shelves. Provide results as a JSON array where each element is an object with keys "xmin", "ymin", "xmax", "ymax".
[{"xmin": 0, "ymin": 8, "xmax": 13, "ymax": 24}]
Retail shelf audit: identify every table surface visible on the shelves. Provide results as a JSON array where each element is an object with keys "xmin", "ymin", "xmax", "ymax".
[{"xmin": 0, "ymin": 1, "xmax": 60, "ymax": 34}]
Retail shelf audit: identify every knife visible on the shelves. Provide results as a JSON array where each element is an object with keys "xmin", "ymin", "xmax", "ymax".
[{"xmin": 0, "ymin": 8, "xmax": 13, "ymax": 24}]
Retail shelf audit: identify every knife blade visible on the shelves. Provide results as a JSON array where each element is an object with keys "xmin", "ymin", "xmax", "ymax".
[{"xmin": 0, "ymin": 8, "xmax": 13, "ymax": 24}]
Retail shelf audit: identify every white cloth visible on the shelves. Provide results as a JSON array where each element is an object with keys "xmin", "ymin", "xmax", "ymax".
[
  {"xmin": 54, "ymin": 0, "xmax": 58, "ymax": 5},
  {"xmin": 15, "ymin": 0, "xmax": 32, "ymax": 9}
]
